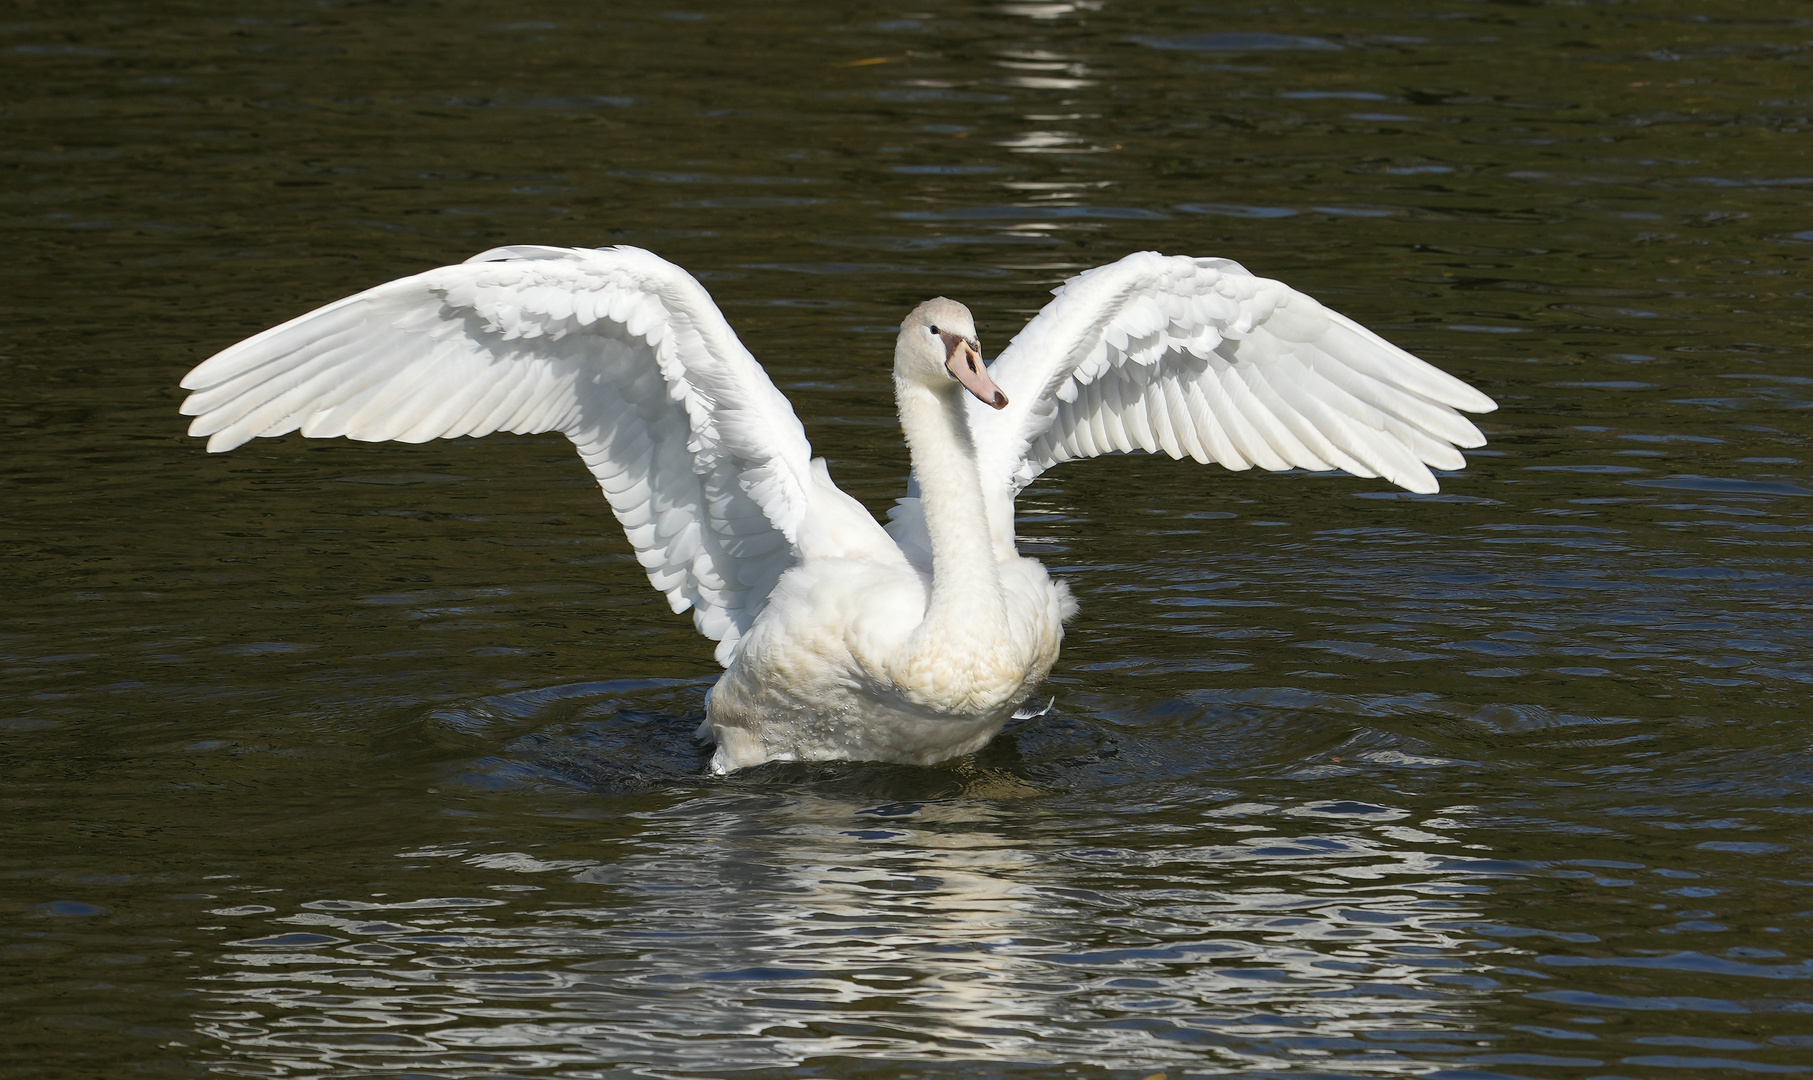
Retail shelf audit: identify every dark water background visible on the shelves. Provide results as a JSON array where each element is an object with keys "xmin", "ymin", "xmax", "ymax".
[{"xmin": 5, "ymin": 1, "xmax": 1813, "ymax": 1076}]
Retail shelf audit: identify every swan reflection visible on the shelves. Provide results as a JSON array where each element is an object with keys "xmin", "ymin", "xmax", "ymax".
[{"xmin": 193, "ymin": 791, "xmax": 1511, "ymax": 1074}]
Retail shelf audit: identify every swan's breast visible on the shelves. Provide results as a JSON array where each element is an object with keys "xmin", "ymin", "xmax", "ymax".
[
  {"xmin": 882, "ymin": 556, "xmax": 1067, "ymax": 714},
  {"xmin": 703, "ymin": 555, "xmax": 1068, "ymax": 772}
]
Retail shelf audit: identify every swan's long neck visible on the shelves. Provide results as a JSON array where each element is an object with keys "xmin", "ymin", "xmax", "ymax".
[{"xmin": 896, "ymin": 377, "xmax": 1008, "ymax": 653}]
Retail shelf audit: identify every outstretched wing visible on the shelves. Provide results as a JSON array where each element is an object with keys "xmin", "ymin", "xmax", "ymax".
[
  {"xmin": 181, "ymin": 245, "xmax": 815, "ymax": 664},
  {"xmin": 962, "ymin": 251, "xmax": 1497, "ymax": 551}
]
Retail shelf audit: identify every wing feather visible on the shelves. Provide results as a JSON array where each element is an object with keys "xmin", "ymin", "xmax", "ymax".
[
  {"xmin": 1148, "ymin": 377, "xmax": 1184, "ymax": 459},
  {"xmin": 180, "ymin": 245, "xmax": 831, "ymax": 664},
  {"xmin": 1185, "ymin": 375, "xmax": 1252, "ymax": 470},
  {"xmin": 1172, "ymin": 380, "xmax": 1212, "ymax": 464},
  {"xmin": 1100, "ymin": 376, "xmax": 1136, "ymax": 451},
  {"xmin": 1228, "ymin": 363, "xmax": 1327, "ymax": 471},
  {"xmin": 1208, "ymin": 366, "xmax": 1289, "ymax": 471},
  {"xmin": 1118, "ymin": 374, "xmax": 1158, "ymax": 451}
]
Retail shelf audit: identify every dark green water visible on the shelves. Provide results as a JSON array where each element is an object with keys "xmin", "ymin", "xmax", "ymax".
[{"xmin": 4, "ymin": 1, "xmax": 1812, "ymax": 1076}]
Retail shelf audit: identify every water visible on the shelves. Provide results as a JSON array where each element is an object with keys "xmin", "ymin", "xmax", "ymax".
[{"xmin": 4, "ymin": 0, "xmax": 1812, "ymax": 1076}]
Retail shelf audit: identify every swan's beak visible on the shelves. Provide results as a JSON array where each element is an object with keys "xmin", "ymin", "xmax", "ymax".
[{"xmin": 946, "ymin": 339, "xmax": 1008, "ymax": 410}]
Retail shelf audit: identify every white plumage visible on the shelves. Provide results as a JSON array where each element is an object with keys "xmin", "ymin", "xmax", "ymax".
[{"xmin": 180, "ymin": 245, "xmax": 1496, "ymax": 772}]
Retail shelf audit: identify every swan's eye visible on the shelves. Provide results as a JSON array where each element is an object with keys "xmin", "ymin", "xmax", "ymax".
[{"xmin": 927, "ymin": 325, "xmax": 940, "ymax": 335}]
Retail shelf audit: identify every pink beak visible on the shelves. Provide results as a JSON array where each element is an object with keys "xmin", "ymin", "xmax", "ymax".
[{"xmin": 944, "ymin": 337, "xmax": 1008, "ymax": 410}]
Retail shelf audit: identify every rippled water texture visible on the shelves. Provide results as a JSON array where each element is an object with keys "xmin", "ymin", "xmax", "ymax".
[{"xmin": 5, "ymin": 1, "xmax": 1813, "ymax": 1076}]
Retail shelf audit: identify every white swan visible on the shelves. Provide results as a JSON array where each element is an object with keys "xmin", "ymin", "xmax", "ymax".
[{"xmin": 180, "ymin": 246, "xmax": 1496, "ymax": 773}]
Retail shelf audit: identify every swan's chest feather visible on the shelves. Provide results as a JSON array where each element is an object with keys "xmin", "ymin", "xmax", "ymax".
[{"xmin": 703, "ymin": 556, "xmax": 1068, "ymax": 772}]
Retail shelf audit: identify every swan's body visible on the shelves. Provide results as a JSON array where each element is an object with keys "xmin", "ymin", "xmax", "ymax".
[{"xmin": 180, "ymin": 246, "xmax": 1496, "ymax": 772}]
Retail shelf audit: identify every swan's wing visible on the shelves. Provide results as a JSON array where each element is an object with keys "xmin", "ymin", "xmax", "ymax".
[
  {"xmin": 180, "ymin": 245, "xmax": 817, "ymax": 664},
  {"xmin": 966, "ymin": 251, "xmax": 1497, "ymax": 543}
]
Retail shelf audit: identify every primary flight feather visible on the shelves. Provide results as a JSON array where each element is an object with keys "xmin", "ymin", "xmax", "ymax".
[{"xmin": 181, "ymin": 245, "xmax": 1495, "ymax": 772}]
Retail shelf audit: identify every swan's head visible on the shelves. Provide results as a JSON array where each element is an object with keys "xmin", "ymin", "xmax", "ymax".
[{"xmin": 897, "ymin": 298, "xmax": 1008, "ymax": 410}]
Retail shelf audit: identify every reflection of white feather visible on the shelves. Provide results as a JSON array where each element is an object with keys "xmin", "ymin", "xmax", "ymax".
[
  {"xmin": 193, "ymin": 794, "xmax": 1502, "ymax": 1072},
  {"xmin": 181, "ymin": 247, "xmax": 1494, "ymax": 773}
]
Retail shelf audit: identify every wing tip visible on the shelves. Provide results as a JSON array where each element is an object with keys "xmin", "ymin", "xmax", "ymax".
[
  {"xmin": 181, "ymin": 348, "xmax": 245, "ymax": 391},
  {"xmin": 203, "ymin": 429, "xmax": 251, "ymax": 453}
]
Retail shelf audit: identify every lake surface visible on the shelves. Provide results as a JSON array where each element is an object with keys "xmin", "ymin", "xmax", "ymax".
[{"xmin": 4, "ymin": 1, "xmax": 1812, "ymax": 1076}]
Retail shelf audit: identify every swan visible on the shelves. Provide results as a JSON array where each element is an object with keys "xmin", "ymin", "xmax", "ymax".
[{"xmin": 179, "ymin": 245, "xmax": 1496, "ymax": 773}]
